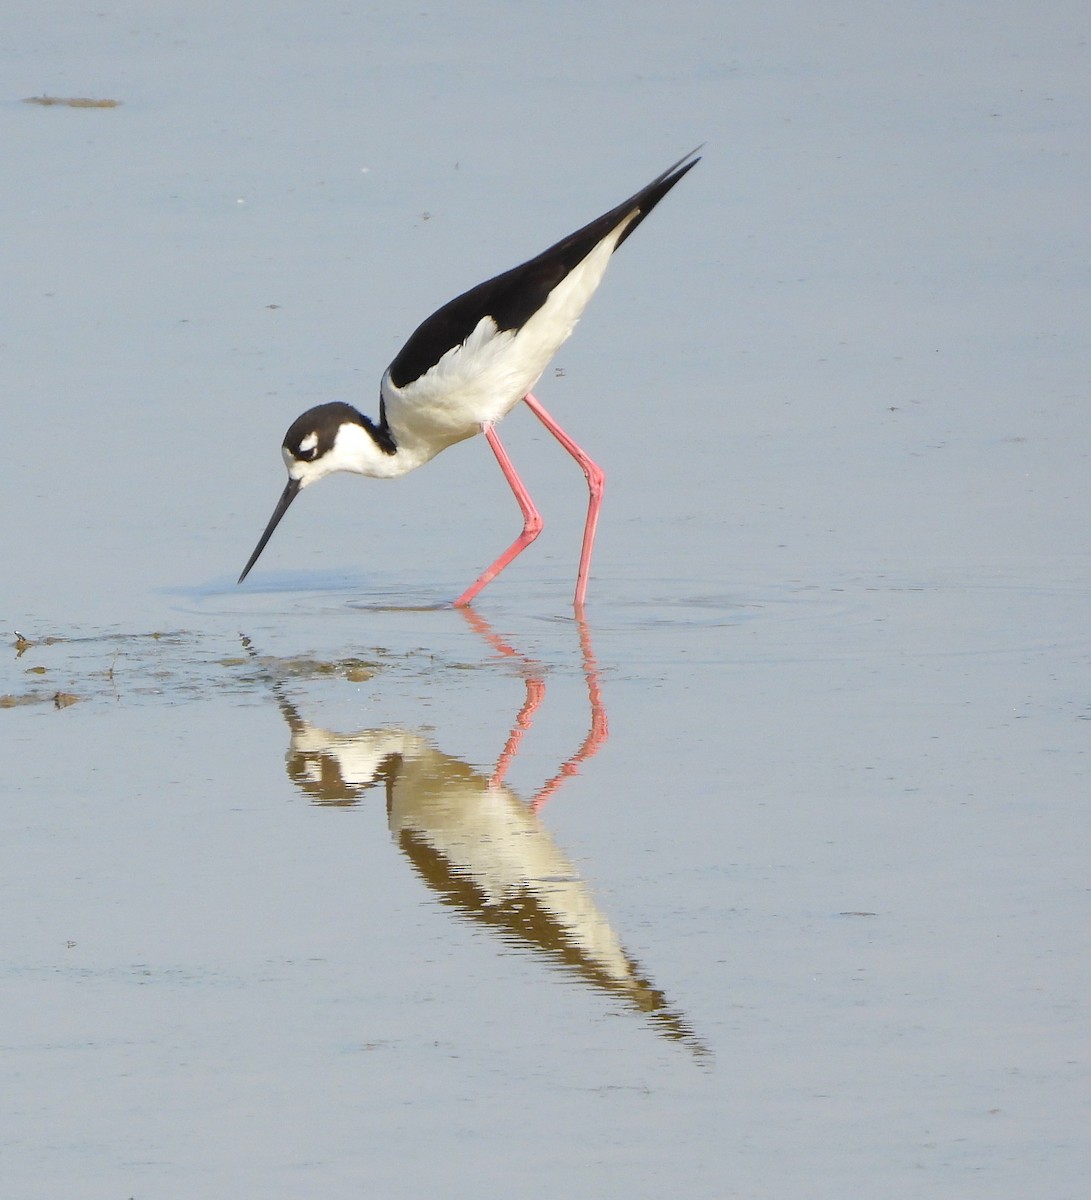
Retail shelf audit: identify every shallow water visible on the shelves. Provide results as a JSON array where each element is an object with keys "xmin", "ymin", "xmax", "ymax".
[{"xmin": 4, "ymin": 4, "xmax": 1091, "ymax": 1198}]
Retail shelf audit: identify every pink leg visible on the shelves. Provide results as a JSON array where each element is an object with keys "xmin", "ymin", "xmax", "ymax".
[
  {"xmin": 453, "ymin": 424, "xmax": 543, "ymax": 608},
  {"xmin": 522, "ymin": 392, "xmax": 605, "ymax": 610}
]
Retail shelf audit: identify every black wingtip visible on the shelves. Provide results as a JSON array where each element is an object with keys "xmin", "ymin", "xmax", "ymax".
[{"xmin": 612, "ymin": 145, "xmax": 703, "ymax": 251}]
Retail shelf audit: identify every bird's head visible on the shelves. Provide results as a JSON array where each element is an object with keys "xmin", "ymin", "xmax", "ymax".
[
  {"xmin": 282, "ymin": 402, "xmax": 369, "ymax": 488},
  {"xmin": 237, "ymin": 402, "xmax": 369, "ymax": 584}
]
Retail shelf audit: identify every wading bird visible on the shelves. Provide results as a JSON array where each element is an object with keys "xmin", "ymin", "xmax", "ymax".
[{"xmin": 238, "ymin": 148, "xmax": 700, "ymax": 607}]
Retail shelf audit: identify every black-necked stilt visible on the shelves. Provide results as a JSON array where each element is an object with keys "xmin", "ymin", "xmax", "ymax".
[{"xmin": 238, "ymin": 148, "xmax": 700, "ymax": 607}]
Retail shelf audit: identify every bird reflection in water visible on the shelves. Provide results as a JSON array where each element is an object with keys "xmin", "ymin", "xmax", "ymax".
[{"xmin": 244, "ymin": 612, "xmax": 706, "ymax": 1057}]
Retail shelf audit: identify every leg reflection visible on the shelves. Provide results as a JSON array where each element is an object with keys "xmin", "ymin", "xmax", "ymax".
[{"xmin": 457, "ymin": 606, "xmax": 609, "ymax": 809}]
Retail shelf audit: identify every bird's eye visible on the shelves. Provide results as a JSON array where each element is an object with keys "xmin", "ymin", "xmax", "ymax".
[{"xmin": 297, "ymin": 432, "xmax": 319, "ymax": 459}]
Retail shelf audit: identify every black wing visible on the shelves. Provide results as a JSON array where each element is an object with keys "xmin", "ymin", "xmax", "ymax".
[{"xmin": 386, "ymin": 148, "xmax": 701, "ymax": 390}]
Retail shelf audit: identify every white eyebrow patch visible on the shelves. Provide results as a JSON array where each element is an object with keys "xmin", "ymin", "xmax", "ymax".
[{"xmin": 299, "ymin": 432, "xmax": 319, "ymax": 455}]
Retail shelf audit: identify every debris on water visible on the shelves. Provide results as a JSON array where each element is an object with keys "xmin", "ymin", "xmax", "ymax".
[
  {"xmin": 23, "ymin": 95, "xmax": 122, "ymax": 108},
  {"xmin": 3, "ymin": 628, "xmax": 403, "ymax": 710},
  {"xmin": 276, "ymin": 655, "xmax": 382, "ymax": 682}
]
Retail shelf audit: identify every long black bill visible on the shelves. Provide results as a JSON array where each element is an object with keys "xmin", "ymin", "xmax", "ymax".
[{"xmin": 238, "ymin": 477, "xmax": 301, "ymax": 583}]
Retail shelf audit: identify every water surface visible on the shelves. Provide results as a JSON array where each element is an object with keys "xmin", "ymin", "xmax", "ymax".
[{"xmin": 4, "ymin": 4, "xmax": 1090, "ymax": 1197}]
